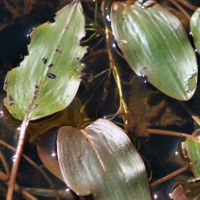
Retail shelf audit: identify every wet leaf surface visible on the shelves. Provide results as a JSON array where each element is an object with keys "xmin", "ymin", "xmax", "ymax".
[
  {"xmin": 191, "ymin": 8, "xmax": 200, "ymax": 53},
  {"xmin": 3, "ymin": 0, "xmax": 87, "ymax": 121},
  {"xmin": 111, "ymin": 2, "xmax": 198, "ymax": 100},
  {"xmin": 57, "ymin": 119, "xmax": 151, "ymax": 200}
]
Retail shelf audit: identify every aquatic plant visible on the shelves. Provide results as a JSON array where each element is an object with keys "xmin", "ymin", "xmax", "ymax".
[{"xmin": 0, "ymin": 0, "xmax": 200, "ymax": 199}]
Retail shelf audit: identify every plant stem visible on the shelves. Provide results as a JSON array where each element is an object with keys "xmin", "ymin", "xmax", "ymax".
[
  {"xmin": 6, "ymin": 117, "xmax": 29, "ymax": 200},
  {"xmin": 150, "ymin": 164, "xmax": 190, "ymax": 188},
  {"xmin": 179, "ymin": 102, "xmax": 200, "ymax": 127},
  {"xmin": 175, "ymin": 0, "xmax": 197, "ymax": 10},
  {"xmin": 169, "ymin": 0, "xmax": 191, "ymax": 20},
  {"xmin": 102, "ymin": 0, "xmax": 129, "ymax": 126},
  {"xmin": 2, "ymin": 178, "xmax": 38, "ymax": 200},
  {"xmin": 23, "ymin": 188, "xmax": 75, "ymax": 199},
  {"xmin": 147, "ymin": 128, "xmax": 190, "ymax": 138},
  {"xmin": 0, "ymin": 140, "xmax": 54, "ymax": 190}
]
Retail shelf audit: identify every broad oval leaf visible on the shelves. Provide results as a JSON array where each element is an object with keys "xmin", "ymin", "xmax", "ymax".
[
  {"xmin": 191, "ymin": 8, "xmax": 200, "ymax": 53},
  {"xmin": 57, "ymin": 119, "xmax": 151, "ymax": 200},
  {"xmin": 3, "ymin": 0, "xmax": 87, "ymax": 120},
  {"xmin": 111, "ymin": 2, "xmax": 198, "ymax": 100}
]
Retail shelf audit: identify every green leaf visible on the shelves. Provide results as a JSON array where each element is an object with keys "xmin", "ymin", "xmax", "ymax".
[
  {"xmin": 111, "ymin": 2, "xmax": 198, "ymax": 100},
  {"xmin": 185, "ymin": 137, "xmax": 200, "ymax": 178},
  {"xmin": 57, "ymin": 119, "xmax": 151, "ymax": 200},
  {"xmin": 191, "ymin": 8, "xmax": 200, "ymax": 53},
  {"xmin": 3, "ymin": 0, "xmax": 87, "ymax": 121}
]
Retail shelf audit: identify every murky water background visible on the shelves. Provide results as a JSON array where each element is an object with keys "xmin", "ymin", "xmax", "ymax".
[{"xmin": 0, "ymin": 0, "xmax": 200, "ymax": 199}]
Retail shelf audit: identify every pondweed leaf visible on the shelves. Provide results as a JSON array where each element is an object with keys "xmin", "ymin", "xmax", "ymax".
[
  {"xmin": 111, "ymin": 2, "xmax": 198, "ymax": 100},
  {"xmin": 4, "ymin": 2, "xmax": 87, "ymax": 198},
  {"xmin": 184, "ymin": 137, "xmax": 200, "ymax": 178},
  {"xmin": 4, "ymin": 0, "xmax": 87, "ymax": 121},
  {"xmin": 57, "ymin": 119, "xmax": 152, "ymax": 200},
  {"xmin": 191, "ymin": 8, "xmax": 200, "ymax": 53}
]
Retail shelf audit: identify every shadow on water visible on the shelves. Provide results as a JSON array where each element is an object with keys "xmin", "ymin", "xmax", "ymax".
[{"xmin": 0, "ymin": 0, "xmax": 200, "ymax": 199}]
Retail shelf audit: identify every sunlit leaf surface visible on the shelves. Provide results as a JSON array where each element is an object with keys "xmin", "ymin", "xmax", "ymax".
[
  {"xmin": 111, "ymin": 2, "xmax": 198, "ymax": 100},
  {"xmin": 4, "ymin": 0, "xmax": 87, "ymax": 120},
  {"xmin": 57, "ymin": 119, "xmax": 151, "ymax": 200},
  {"xmin": 191, "ymin": 8, "xmax": 200, "ymax": 53}
]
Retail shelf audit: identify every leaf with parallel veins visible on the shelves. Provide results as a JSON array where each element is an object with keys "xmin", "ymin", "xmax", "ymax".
[
  {"xmin": 111, "ymin": 2, "xmax": 198, "ymax": 100},
  {"xmin": 57, "ymin": 119, "xmax": 152, "ymax": 200},
  {"xmin": 4, "ymin": 0, "xmax": 87, "ymax": 121}
]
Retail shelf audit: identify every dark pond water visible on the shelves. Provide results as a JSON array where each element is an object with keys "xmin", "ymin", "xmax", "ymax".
[{"xmin": 0, "ymin": 0, "xmax": 200, "ymax": 199}]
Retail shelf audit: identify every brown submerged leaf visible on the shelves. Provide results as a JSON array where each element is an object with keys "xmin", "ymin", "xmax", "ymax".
[{"xmin": 57, "ymin": 119, "xmax": 151, "ymax": 200}]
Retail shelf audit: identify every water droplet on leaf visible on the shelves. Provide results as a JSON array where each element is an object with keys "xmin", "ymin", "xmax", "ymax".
[
  {"xmin": 106, "ymin": 14, "xmax": 111, "ymax": 22},
  {"xmin": 139, "ymin": 73, "xmax": 148, "ymax": 84}
]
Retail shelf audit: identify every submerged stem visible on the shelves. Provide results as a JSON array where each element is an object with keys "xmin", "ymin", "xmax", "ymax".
[
  {"xmin": 102, "ymin": 0, "xmax": 129, "ymax": 126},
  {"xmin": 0, "ymin": 140, "xmax": 55, "ymax": 191},
  {"xmin": 179, "ymin": 103, "xmax": 200, "ymax": 127},
  {"xmin": 169, "ymin": 0, "xmax": 191, "ymax": 20},
  {"xmin": 147, "ymin": 128, "xmax": 190, "ymax": 138},
  {"xmin": 175, "ymin": 0, "xmax": 197, "ymax": 11},
  {"xmin": 6, "ymin": 117, "xmax": 29, "ymax": 200},
  {"xmin": 150, "ymin": 164, "xmax": 190, "ymax": 188}
]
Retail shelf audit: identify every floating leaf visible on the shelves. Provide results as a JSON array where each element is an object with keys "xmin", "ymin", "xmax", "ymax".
[
  {"xmin": 191, "ymin": 8, "xmax": 200, "ymax": 53},
  {"xmin": 184, "ymin": 137, "xmax": 200, "ymax": 178},
  {"xmin": 111, "ymin": 2, "xmax": 198, "ymax": 100},
  {"xmin": 57, "ymin": 119, "xmax": 151, "ymax": 200},
  {"xmin": 4, "ymin": 0, "xmax": 87, "ymax": 120}
]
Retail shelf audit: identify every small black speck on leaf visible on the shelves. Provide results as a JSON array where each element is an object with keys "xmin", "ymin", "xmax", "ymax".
[
  {"xmin": 8, "ymin": 95, "xmax": 15, "ymax": 106},
  {"xmin": 34, "ymin": 85, "xmax": 39, "ymax": 95},
  {"xmin": 56, "ymin": 48, "xmax": 62, "ymax": 54},
  {"xmin": 8, "ymin": 95, "xmax": 14, "ymax": 102},
  {"xmin": 47, "ymin": 73, "xmax": 57, "ymax": 79},
  {"xmin": 48, "ymin": 64, "xmax": 54, "ymax": 68},
  {"xmin": 42, "ymin": 57, "xmax": 48, "ymax": 64}
]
